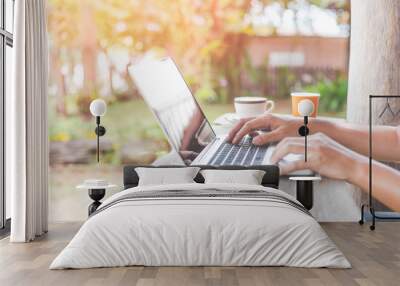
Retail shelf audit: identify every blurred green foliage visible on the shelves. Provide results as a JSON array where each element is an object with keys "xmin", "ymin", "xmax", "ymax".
[
  {"xmin": 305, "ymin": 77, "xmax": 348, "ymax": 114},
  {"xmin": 275, "ymin": 67, "xmax": 297, "ymax": 99}
]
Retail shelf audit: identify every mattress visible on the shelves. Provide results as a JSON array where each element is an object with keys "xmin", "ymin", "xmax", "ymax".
[{"xmin": 50, "ymin": 183, "xmax": 350, "ymax": 269}]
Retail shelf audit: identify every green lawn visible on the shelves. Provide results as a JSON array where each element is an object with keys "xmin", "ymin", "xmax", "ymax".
[
  {"xmin": 50, "ymin": 98, "xmax": 234, "ymax": 142},
  {"xmin": 49, "ymin": 98, "xmax": 236, "ymax": 163}
]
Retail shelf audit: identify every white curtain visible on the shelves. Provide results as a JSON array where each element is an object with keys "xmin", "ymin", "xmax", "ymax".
[{"xmin": 6, "ymin": 0, "xmax": 49, "ymax": 242}]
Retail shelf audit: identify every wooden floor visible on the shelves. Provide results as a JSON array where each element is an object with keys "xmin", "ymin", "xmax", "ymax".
[{"xmin": 0, "ymin": 222, "xmax": 399, "ymax": 286}]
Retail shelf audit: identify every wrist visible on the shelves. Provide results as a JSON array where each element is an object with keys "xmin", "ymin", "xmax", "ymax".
[
  {"xmin": 347, "ymin": 155, "xmax": 369, "ymax": 187},
  {"xmin": 308, "ymin": 118, "xmax": 333, "ymax": 134}
]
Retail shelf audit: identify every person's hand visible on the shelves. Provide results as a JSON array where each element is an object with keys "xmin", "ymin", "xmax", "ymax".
[
  {"xmin": 270, "ymin": 133, "xmax": 364, "ymax": 180},
  {"xmin": 227, "ymin": 114, "xmax": 302, "ymax": 145}
]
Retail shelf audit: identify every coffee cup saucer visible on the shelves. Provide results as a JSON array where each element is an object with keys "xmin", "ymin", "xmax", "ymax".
[
  {"xmin": 213, "ymin": 113, "xmax": 246, "ymax": 126},
  {"xmin": 227, "ymin": 113, "xmax": 258, "ymax": 121},
  {"xmin": 214, "ymin": 112, "xmax": 272, "ymax": 127}
]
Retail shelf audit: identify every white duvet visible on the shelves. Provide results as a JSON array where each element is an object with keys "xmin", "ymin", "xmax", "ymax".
[{"xmin": 50, "ymin": 183, "xmax": 350, "ymax": 269}]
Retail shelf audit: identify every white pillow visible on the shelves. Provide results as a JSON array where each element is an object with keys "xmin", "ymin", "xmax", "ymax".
[
  {"xmin": 200, "ymin": 169, "xmax": 266, "ymax": 185},
  {"xmin": 135, "ymin": 167, "xmax": 200, "ymax": 186}
]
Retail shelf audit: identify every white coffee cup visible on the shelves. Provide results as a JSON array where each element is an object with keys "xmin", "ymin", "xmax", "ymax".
[{"xmin": 234, "ymin": 97, "xmax": 275, "ymax": 118}]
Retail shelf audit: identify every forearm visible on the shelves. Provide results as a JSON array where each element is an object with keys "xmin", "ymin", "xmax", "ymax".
[
  {"xmin": 349, "ymin": 157, "xmax": 400, "ymax": 211},
  {"xmin": 309, "ymin": 118, "xmax": 400, "ymax": 162}
]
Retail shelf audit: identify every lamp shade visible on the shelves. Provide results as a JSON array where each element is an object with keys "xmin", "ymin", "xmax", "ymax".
[
  {"xmin": 90, "ymin": 99, "xmax": 107, "ymax": 117},
  {"xmin": 298, "ymin": 99, "xmax": 314, "ymax": 117}
]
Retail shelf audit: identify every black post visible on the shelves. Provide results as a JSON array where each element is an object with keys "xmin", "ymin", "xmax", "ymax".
[
  {"xmin": 369, "ymin": 96, "xmax": 375, "ymax": 230},
  {"xmin": 96, "ymin": 116, "xmax": 100, "ymax": 163},
  {"xmin": 369, "ymin": 96, "xmax": 372, "ymax": 208},
  {"xmin": 304, "ymin": 116, "xmax": 308, "ymax": 162},
  {"xmin": 94, "ymin": 116, "xmax": 106, "ymax": 163},
  {"xmin": 298, "ymin": 116, "xmax": 309, "ymax": 162},
  {"xmin": 296, "ymin": 181, "xmax": 313, "ymax": 210}
]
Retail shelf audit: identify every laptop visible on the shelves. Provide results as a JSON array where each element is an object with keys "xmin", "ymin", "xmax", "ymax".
[{"xmin": 129, "ymin": 57, "xmax": 301, "ymax": 167}]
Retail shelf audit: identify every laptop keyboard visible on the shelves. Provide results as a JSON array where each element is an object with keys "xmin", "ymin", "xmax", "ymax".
[{"xmin": 208, "ymin": 136, "xmax": 268, "ymax": 166}]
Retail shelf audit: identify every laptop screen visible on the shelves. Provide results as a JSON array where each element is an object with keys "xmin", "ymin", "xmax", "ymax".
[{"xmin": 130, "ymin": 57, "xmax": 216, "ymax": 164}]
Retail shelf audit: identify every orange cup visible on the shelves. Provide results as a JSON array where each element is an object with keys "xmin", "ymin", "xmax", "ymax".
[{"xmin": 291, "ymin": 92, "xmax": 320, "ymax": 117}]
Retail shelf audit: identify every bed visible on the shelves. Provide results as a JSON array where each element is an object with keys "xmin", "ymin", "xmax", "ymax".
[{"xmin": 50, "ymin": 165, "xmax": 350, "ymax": 269}]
